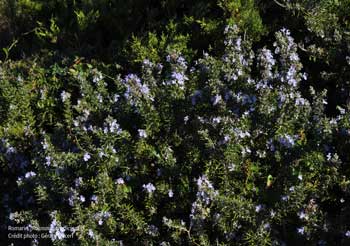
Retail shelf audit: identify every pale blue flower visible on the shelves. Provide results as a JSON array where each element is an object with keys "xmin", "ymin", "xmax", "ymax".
[
  {"xmin": 212, "ymin": 94, "xmax": 222, "ymax": 106},
  {"xmin": 142, "ymin": 59, "xmax": 152, "ymax": 67},
  {"xmin": 177, "ymin": 56, "xmax": 187, "ymax": 68},
  {"xmin": 88, "ymin": 229, "xmax": 95, "ymax": 239},
  {"xmin": 45, "ymin": 156, "xmax": 52, "ymax": 166},
  {"xmin": 83, "ymin": 153, "xmax": 91, "ymax": 162},
  {"xmin": 298, "ymin": 210, "xmax": 306, "ymax": 220},
  {"xmin": 289, "ymin": 52, "xmax": 299, "ymax": 62},
  {"xmin": 263, "ymin": 223, "xmax": 271, "ymax": 230},
  {"xmin": 281, "ymin": 195, "xmax": 289, "ymax": 201},
  {"xmin": 228, "ymin": 163, "xmax": 236, "ymax": 172},
  {"xmin": 286, "ymin": 65, "xmax": 297, "ymax": 87},
  {"xmin": 138, "ymin": 129, "xmax": 147, "ymax": 138},
  {"xmin": 75, "ymin": 177, "xmax": 83, "ymax": 187},
  {"xmin": 295, "ymin": 97, "xmax": 306, "ymax": 106},
  {"xmin": 41, "ymin": 139, "xmax": 49, "ymax": 149},
  {"xmin": 91, "ymin": 195, "xmax": 98, "ymax": 203},
  {"xmin": 124, "ymin": 74, "xmax": 141, "ymax": 85},
  {"xmin": 297, "ymin": 227, "xmax": 305, "ymax": 235},
  {"xmin": 255, "ymin": 204, "xmax": 263, "ymax": 213},
  {"xmin": 116, "ymin": 178, "xmax": 125, "ymax": 185},
  {"xmin": 171, "ymin": 71, "xmax": 187, "ymax": 85},
  {"xmin": 143, "ymin": 183, "xmax": 156, "ymax": 193},
  {"xmin": 168, "ymin": 189, "xmax": 174, "ymax": 198},
  {"xmin": 25, "ymin": 171, "xmax": 36, "ymax": 179},
  {"xmin": 68, "ymin": 194, "xmax": 75, "ymax": 206},
  {"xmin": 212, "ymin": 117, "xmax": 221, "ymax": 124},
  {"xmin": 109, "ymin": 120, "xmax": 121, "ymax": 133},
  {"xmin": 79, "ymin": 195, "xmax": 85, "ymax": 202},
  {"xmin": 61, "ymin": 91, "xmax": 71, "ymax": 102},
  {"xmin": 184, "ymin": 115, "xmax": 189, "ymax": 123},
  {"xmin": 140, "ymin": 84, "xmax": 150, "ymax": 95},
  {"xmin": 270, "ymin": 210, "xmax": 276, "ymax": 218},
  {"xmin": 49, "ymin": 219, "xmax": 66, "ymax": 241},
  {"xmin": 97, "ymin": 94, "xmax": 103, "ymax": 103},
  {"xmin": 9, "ymin": 213, "xmax": 15, "ymax": 221},
  {"xmin": 92, "ymin": 71, "xmax": 103, "ymax": 83},
  {"xmin": 278, "ymin": 134, "xmax": 296, "ymax": 148}
]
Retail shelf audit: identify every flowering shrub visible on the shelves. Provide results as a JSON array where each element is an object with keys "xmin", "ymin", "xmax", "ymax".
[{"xmin": 1, "ymin": 23, "xmax": 350, "ymax": 246}]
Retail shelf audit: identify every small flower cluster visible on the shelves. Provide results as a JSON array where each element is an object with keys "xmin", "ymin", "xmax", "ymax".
[
  {"xmin": 164, "ymin": 53, "xmax": 188, "ymax": 89},
  {"xmin": 190, "ymin": 175, "xmax": 218, "ymax": 229},
  {"xmin": 278, "ymin": 134, "xmax": 297, "ymax": 148},
  {"xmin": 94, "ymin": 211, "xmax": 112, "ymax": 225},
  {"xmin": 143, "ymin": 183, "xmax": 156, "ymax": 193},
  {"xmin": 49, "ymin": 219, "xmax": 66, "ymax": 241},
  {"xmin": 123, "ymin": 74, "xmax": 153, "ymax": 105}
]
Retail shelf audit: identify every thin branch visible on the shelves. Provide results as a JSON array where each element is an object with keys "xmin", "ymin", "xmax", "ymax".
[{"xmin": 273, "ymin": 0, "xmax": 287, "ymax": 8}]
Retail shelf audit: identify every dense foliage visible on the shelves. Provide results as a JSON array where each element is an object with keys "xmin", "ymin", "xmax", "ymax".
[{"xmin": 1, "ymin": 0, "xmax": 350, "ymax": 245}]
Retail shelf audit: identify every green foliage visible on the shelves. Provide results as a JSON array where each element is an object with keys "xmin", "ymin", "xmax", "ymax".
[{"xmin": 1, "ymin": 1, "xmax": 350, "ymax": 246}]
